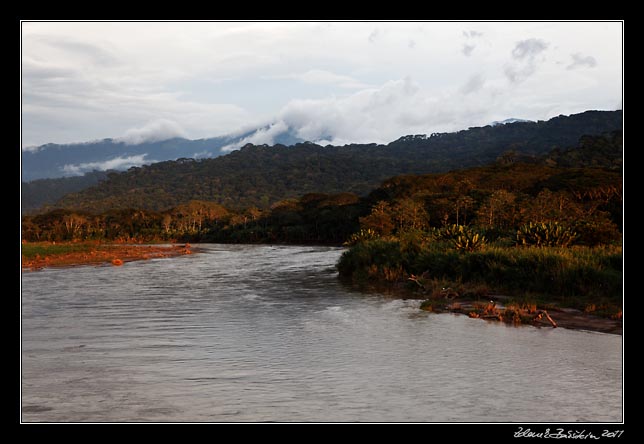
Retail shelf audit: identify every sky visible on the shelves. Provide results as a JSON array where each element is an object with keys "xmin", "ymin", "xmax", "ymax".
[{"xmin": 21, "ymin": 21, "xmax": 623, "ymax": 150}]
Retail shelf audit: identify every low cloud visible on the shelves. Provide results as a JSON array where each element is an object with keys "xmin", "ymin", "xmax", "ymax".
[
  {"xmin": 268, "ymin": 76, "xmax": 488, "ymax": 145},
  {"xmin": 62, "ymin": 154, "xmax": 152, "ymax": 175},
  {"xmin": 220, "ymin": 120, "xmax": 290, "ymax": 152},
  {"xmin": 22, "ymin": 144, "xmax": 42, "ymax": 152},
  {"xmin": 193, "ymin": 150, "xmax": 213, "ymax": 159},
  {"xmin": 505, "ymin": 38, "xmax": 549, "ymax": 83},
  {"xmin": 117, "ymin": 119, "xmax": 187, "ymax": 145},
  {"xmin": 567, "ymin": 53, "xmax": 597, "ymax": 70}
]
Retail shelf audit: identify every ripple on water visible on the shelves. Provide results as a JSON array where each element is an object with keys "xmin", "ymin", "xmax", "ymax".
[{"xmin": 21, "ymin": 244, "xmax": 623, "ymax": 423}]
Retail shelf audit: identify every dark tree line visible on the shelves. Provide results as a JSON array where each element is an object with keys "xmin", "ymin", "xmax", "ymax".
[{"xmin": 22, "ymin": 159, "xmax": 622, "ymax": 247}]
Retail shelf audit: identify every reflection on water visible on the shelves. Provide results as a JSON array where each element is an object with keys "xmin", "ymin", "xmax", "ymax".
[{"xmin": 21, "ymin": 244, "xmax": 622, "ymax": 422}]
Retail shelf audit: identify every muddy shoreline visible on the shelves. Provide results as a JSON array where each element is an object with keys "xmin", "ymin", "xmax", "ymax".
[
  {"xmin": 426, "ymin": 298, "xmax": 622, "ymax": 335},
  {"xmin": 21, "ymin": 243, "xmax": 194, "ymax": 271},
  {"xmin": 348, "ymin": 281, "xmax": 622, "ymax": 335}
]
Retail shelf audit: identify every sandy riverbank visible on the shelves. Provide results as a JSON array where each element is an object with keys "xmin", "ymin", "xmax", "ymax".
[{"xmin": 21, "ymin": 242, "xmax": 194, "ymax": 271}]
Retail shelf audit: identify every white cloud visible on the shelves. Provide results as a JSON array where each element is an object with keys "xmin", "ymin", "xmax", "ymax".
[
  {"xmin": 20, "ymin": 22, "xmax": 622, "ymax": 148},
  {"xmin": 117, "ymin": 119, "xmax": 187, "ymax": 145},
  {"xmin": 511, "ymin": 38, "xmax": 549, "ymax": 60},
  {"xmin": 275, "ymin": 77, "xmax": 481, "ymax": 145},
  {"xmin": 462, "ymin": 30, "xmax": 483, "ymax": 56},
  {"xmin": 220, "ymin": 120, "xmax": 289, "ymax": 152},
  {"xmin": 567, "ymin": 53, "xmax": 598, "ymax": 70},
  {"xmin": 62, "ymin": 154, "xmax": 152, "ymax": 175},
  {"xmin": 21, "ymin": 144, "xmax": 42, "ymax": 152},
  {"xmin": 505, "ymin": 38, "xmax": 550, "ymax": 83}
]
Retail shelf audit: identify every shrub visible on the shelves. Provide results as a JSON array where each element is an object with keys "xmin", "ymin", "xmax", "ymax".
[
  {"xmin": 343, "ymin": 228, "xmax": 379, "ymax": 246},
  {"xmin": 435, "ymin": 224, "xmax": 487, "ymax": 252},
  {"xmin": 516, "ymin": 221, "xmax": 577, "ymax": 247}
]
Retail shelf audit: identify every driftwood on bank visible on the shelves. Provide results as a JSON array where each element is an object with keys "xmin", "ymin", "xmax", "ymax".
[{"xmin": 534, "ymin": 310, "xmax": 558, "ymax": 328}]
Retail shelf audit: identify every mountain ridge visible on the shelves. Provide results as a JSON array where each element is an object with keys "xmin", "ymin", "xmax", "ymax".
[
  {"xmin": 49, "ymin": 110, "xmax": 622, "ymax": 213},
  {"xmin": 21, "ymin": 126, "xmax": 305, "ymax": 181}
]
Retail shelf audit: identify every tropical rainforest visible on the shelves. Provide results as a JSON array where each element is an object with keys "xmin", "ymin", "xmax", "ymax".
[
  {"xmin": 22, "ymin": 112, "xmax": 623, "ymax": 312},
  {"xmin": 40, "ymin": 110, "xmax": 621, "ymax": 212},
  {"xmin": 22, "ymin": 129, "xmax": 622, "ymax": 247}
]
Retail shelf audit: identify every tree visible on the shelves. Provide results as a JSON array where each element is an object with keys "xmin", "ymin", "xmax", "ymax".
[
  {"xmin": 454, "ymin": 195, "xmax": 475, "ymax": 226},
  {"xmin": 359, "ymin": 201, "xmax": 394, "ymax": 236},
  {"xmin": 392, "ymin": 198, "xmax": 429, "ymax": 231},
  {"xmin": 476, "ymin": 190, "xmax": 517, "ymax": 229},
  {"xmin": 162, "ymin": 213, "xmax": 173, "ymax": 235}
]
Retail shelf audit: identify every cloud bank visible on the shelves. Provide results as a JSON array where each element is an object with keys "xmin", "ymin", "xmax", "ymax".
[
  {"xmin": 220, "ymin": 121, "xmax": 290, "ymax": 152},
  {"xmin": 21, "ymin": 22, "xmax": 622, "ymax": 149},
  {"xmin": 62, "ymin": 154, "xmax": 152, "ymax": 175},
  {"xmin": 261, "ymin": 76, "xmax": 498, "ymax": 146},
  {"xmin": 117, "ymin": 119, "xmax": 187, "ymax": 145}
]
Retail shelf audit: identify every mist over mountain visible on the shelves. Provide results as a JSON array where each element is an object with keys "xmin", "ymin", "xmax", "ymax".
[
  {"xmin": 490, "ymin": 118, "xmax": 533, "ymax": 126},
  {"xmin": 22, "ymin": 126, "xmax": 304, "ymax": 182},
  {"xmin": 49, "ymin": 110, "xmax": 622, "ymax": 213}
]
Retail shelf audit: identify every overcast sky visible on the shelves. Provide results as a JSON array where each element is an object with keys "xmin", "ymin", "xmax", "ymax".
[{"xmin": 21, "ymin": 21, "xmax": 622, "ymax": 149}]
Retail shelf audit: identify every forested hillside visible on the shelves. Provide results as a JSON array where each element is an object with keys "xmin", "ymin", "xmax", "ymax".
[
  {"xmin": 22, "ymin": 130, "xmax": 622, "ymax": 247},
  {"xmin": 52, "ymin": 110, "xmax": 622, "ymax": 212},
  {"xmin": 21, "ymin": 171, "xmax": 109, "ymax": 214}
]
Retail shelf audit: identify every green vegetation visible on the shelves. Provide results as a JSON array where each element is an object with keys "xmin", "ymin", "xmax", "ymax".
[
  {"xmin": 516, "ymin": 221, "xmax": 577, "ymax": 247},
  {"xmin": 21, "ymin": 122, "xmax": 623, "ymax": 317},
  {"xmin": 21, "ymin": 170, "xmax": 108, "ymax": 214},
  {"xmin": 332, "ymin": 129, "xmax": 622, "ymax": 314},
  {"xmin": 21, "ymin": 194, "xmax": 364, "ymax": 245},
  {"xmin": 22, "ymin": 136, "xmax": 622, "ymax": 249},
  {"xmin": 21, "ymin": 241, "xmax": 95, "ymax": 259},
  {"xmin": 47, "ymin": 111, "xmax": 621, "ymax": 212},
  {"xmin": 337, "ymin": 239, "xmax": 622, "ymax": 309},
  {"xmin": 435, "ymin": 224, "xmax": 487, "ymax": 252}
]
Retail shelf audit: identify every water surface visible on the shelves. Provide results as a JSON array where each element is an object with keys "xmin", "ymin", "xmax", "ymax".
[{"xmin": 21, "ymin": 244, "xmax": 622, "ymax": 422}]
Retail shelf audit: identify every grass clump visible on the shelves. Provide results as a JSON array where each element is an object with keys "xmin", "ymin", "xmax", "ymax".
[
  {"xmin": 338, "ymin": 239, "xmax": 622, "ymax": 308},
  {"xmin": 21, "ymin": 241, "xmax": 96, "ymax": 259}
]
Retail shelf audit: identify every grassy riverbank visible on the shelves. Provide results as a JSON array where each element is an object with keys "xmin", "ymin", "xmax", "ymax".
[
  {"xmin": 21, "ymin": 241, "xmax": 193, "ymax": 270},
  {"xmin": 337, "ymin": 238, "xmax": 622, "ymax": 328}
]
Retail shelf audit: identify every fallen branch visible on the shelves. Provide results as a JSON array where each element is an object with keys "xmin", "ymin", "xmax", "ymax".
[{"xmin": 534, "ymin": 310, "xmax": 558, "ymax": 328}]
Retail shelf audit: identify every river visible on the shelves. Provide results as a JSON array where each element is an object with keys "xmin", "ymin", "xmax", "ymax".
[{"xmin": 21, "ymin": 244, "xmax": 622, "ymax": 422}]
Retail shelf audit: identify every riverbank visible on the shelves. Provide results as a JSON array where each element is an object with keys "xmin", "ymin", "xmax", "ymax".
[
  {"xmin": 21, "ymin": 241, "xmax": 194, "ymax": 270},
  {"xmin": 338, "ymin": 239, "xmax": 623, "ymax": 335},
  {"xmin": 346, "ymin": 279, "xmax": 622, "ymax": 335},
  {"xmin": 419, "ymin": 296, "xmax": 622, "ymax": 335}
]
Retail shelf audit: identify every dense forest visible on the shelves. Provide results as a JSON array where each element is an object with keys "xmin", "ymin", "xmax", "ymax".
[
  {"xmin": 48, "ymin": 110, "xmax": 621, "ymax": 212},
  {"xmin": 21, "ymin": 170, "xmax": 109, "ymax": 214},
  {"xmin": 22, "ymin": 131, "xmax": 622, "ymax": 249}
]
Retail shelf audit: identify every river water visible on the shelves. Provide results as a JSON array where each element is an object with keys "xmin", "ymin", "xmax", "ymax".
[{"xmin": 21, "ymin": 244, "xmax": 622, "ymax": 422}]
